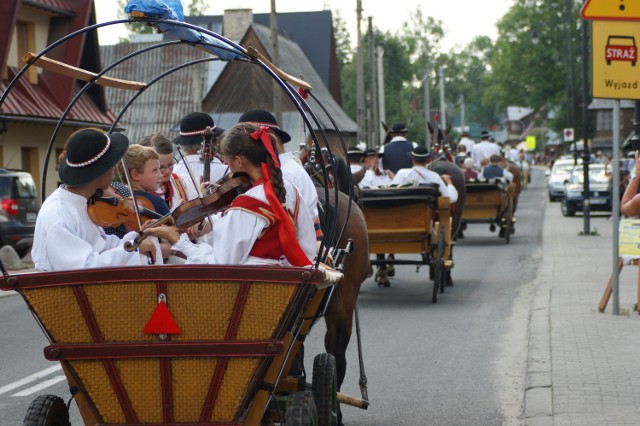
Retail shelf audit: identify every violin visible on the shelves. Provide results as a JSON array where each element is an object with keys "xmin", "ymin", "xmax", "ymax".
[
  {"xmin": 201, "ymin": 126, "xmax": 215, "ymax": 185},
  {"xmin": 124, "ymin": 173, "xmax": 252, "ymax": 252},
  {"xmin": 171, "ymin": 172, "xmax": 252, "ymax": 229},
  {"xmin": 87, "ymin": 192, "xmax": 168, "ymax": 231}
]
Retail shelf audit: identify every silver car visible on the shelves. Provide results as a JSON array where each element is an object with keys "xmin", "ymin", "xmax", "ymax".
[{"xmin": 547, "ymin": 159, "xmax": 582, "ymax": 201}]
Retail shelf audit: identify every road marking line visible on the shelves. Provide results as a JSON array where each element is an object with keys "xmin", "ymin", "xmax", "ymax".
[
  {"xmin": 0, "ymin": 365, "xmax": 63, "ymax": 395},
  {"xmin": 10, "ymin": 375, "xmax": 66, "ymax": 397}
]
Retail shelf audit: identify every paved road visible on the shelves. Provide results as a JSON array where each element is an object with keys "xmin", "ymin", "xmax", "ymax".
[
  {"xmin": 303, "ymin": 169, "xmax": 547, "ymax": 425},
  {"xmin": 0, "ymin": 169, "xmax": 547, "ymax": 425}
]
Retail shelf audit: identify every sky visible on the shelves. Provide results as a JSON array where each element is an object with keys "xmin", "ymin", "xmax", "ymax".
[{"xmin": 94, "ymin": 1, "xmax": 513, "ymax": 49}]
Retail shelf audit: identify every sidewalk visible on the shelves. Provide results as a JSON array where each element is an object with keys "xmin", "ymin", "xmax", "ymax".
[{"xmin": 525, "ymin": 202, "xmax": 640, "ymax": 425}]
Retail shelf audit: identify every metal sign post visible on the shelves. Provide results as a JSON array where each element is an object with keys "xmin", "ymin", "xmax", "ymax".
[
  {"xmin": 582, "ymin": 0, "xmax": 640, "ymax": 315},
  {"xmin": 612, "ymin": 100, "xmax": 621, "ymax": 315}
]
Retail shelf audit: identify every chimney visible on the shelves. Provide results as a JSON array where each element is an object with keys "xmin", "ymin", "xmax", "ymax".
[{"xmin": 223, "ymin": 9, "xmax": 253, "ymax": 41}]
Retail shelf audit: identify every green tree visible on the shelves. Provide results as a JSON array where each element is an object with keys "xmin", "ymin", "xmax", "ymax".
[{"xmin": 484, "ymin": 0, "xmax": 584, "ymax": 134}]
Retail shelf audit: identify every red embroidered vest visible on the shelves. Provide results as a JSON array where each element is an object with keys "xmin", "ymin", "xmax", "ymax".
[{"xmin": 227, "ymin": 191, "xmax": 301, "ymax": 261}]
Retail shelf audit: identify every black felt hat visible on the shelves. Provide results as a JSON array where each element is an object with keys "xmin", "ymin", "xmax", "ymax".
[
  {"xmin": 408, "ymin": 146, "xmax": 430, "ymax": 160},
  {"xmin": 58, "ymin": 129, "xmax": 129, "ymax": 187},
  {"xmin": 238, "ymin": 109, "xmax": 291, "ymax": 143},
  {"xmin": 363, "ymin": 148, "xmax": 383, "ymax": 158},
  {"xmin": 347, "ymin": 146, "xmax": 364, "ymax": 157},
  {"xmin": 390, "ymin": 123, "xmax": 408, "ymax": 133},
  {"xmin": 480, "ymin": 129, "xmax": 491, "ymax": 139},
  {"xmin": 173, "ymin": 112, "xmax": 224, "ymax": 145}
]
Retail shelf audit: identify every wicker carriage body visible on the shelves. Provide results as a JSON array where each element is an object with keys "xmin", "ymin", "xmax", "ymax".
[
  {"xmin": 0, "ymin": 265, "xmax": 330, "ymax": 425},
  {"xmin": 461, "ymin": 179, "xmax": 516, "ymax": 242},
  {"xmin": 360, "ymin": 185, "xmax": 451, "ymax": 258},
  {"xmin": 359, "ymin": 185, "xmax": 453, "ymax": 301}
]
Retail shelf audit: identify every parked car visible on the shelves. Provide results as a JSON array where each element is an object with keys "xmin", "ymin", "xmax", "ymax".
[
  {"xmin": 0, "ymin": 170, "xmax": 40, "ymax": 257},
  {"xmin": 561, "ymin": 164, "xmax": 612, "ymax": 217},
  {"xmin": 547, "ymin": 158, "xmax": 583, "ymax": 201}
]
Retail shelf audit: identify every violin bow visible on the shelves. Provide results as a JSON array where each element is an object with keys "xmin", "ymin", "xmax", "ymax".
[
  {"xmin": 176, "ymin": 145, "xmax": 205, "ymax": 199},
  {"xmin": 119, "ymin": 158, "xmax": 145, "ymax": 232},
  {"xmin": 176, "ymin": 145, "xmax": 213, "ymax": 231}
]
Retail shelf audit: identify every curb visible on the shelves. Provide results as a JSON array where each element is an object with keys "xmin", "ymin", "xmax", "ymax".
[{"xmin": 524, "ymin": 191, "xmax": 553, "ymax": 426}]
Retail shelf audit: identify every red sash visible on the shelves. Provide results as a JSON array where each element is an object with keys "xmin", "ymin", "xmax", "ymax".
[{"xmin": 228, "ymin": 191, "xmax": 302, "ymax": 262}]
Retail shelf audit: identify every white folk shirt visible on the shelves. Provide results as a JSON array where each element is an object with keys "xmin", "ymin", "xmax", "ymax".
[
  {"xmin": 471, "ymin": 141, "xmax": 501, "ymax": 169},
  {"xmin": 359, "ymin": 169, "xmax": 392, "ymax": 188},
  {"xmin": 32, "ymin": 187, "xmax": 148, "ymax": 271},
  {"xmin": 279, "ymin": 152, "xmax": 319, "ymax": 217},
  {"xmin": 390, "ymin": 165, "xmax": 459, "ymax": 203},
  {"xmin": 458, "ymin": 136, "xmax": 475, "ymax": 153},
  {"xmin": 173, "ymin": 179, "xmax": 316, "ymax": 266},
  {"xmin": 154, "ymin": 174, "xmax": 188, "ymax": 212},
  {"xmin": 174, "ymin": 154, "xmax": 229, "ymax": 201}
]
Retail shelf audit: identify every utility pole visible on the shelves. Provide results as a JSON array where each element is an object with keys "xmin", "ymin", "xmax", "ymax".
[
  {"xmin": 270, "ymin": 0, "xmax": 281, "ymax": 125},
  {"xmin": 439, "ymin": 67, "xmax": 446, "ymax": 129},
  {"xmin": 460, "ymin": 95, "xmax": 466, "ymax": 133},
  {"xmin": 355, "ymin": 0, "xmax": 366, "ymax": 146},
  {"xmin": 367, "ymin": 17, "xmax": 378, "ymax": 148},
  {"xmin": 423, "ymin": 70, "xmax": 431, "ymax": 149},
  {"xmin": 377, "ymin": 46, "xmax": 386, "ymax": 146},
  {"xmin": 581, "ymin": 16, "xmax": 591, "ymax": 234},
  {"xmin": 565, "ymin": 0, "xmax": 577, "ymax": 165}
]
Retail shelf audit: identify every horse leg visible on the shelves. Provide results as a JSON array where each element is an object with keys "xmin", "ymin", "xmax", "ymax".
[
  {"xmin": 375, "ymin": 254, "xmax": 390, "ymax": 287},
  {"xmin": 386, "ymin": 253, "xmax": 395, "ymax": 277}
]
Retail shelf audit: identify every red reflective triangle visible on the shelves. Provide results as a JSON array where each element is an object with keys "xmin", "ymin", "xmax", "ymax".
[{"xmin": 142, "ymin": 300, "xmax": 182, "ymax": 335}]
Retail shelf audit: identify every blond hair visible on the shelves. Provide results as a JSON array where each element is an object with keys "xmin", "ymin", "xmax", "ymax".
[{"xmin": 116, "ymin": 144, "xmax": 159, "ymax": 181}]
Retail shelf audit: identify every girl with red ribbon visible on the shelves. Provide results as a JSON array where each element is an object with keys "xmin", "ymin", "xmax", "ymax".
[{"xmin": 144, "ymin": 123, "xmax": 316, "ymax": 266}]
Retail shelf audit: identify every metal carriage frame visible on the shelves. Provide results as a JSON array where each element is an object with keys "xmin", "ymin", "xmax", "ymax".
[{"xmin": 0, "ymin": 13, "xmax": 364, "ymax": 426}]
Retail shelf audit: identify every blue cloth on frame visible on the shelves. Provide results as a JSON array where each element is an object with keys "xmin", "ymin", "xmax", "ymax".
[{"xmin": 124, "ymin": 0, "xmax": 240, "ymax": 61}]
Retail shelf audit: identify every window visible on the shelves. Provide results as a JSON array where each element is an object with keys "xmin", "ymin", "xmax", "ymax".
[
  {"xmin": 16, "ymin": 21, "xmax": 37, "ymax": 84},
  {"xmin": 597, "ymin": 110, "xmax": 613, "ymax": 132}
]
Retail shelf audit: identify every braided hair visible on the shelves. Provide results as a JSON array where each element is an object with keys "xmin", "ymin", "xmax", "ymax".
[{"xmin": 220, "ymin": 123, "xmax": 286, "ymax": 204}]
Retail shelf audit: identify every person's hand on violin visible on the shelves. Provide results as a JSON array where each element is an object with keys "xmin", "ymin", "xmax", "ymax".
[
  {"xmin": 200, "ymin": 179, "xmax": 220, "ymax": 197},
  {"xmin": 136, "ymin": 238, "xmax": 159, "ymax": 258},
  {"xmin": 143, "ymin": 225, "xmax": 182, "ymax": 245},
  {"xmin": 386, "ymin": 170, "xmax": 395, "ymax": 180},
  {"xmin": 186, "ymin": 219, "xmax": 212, "ymax": 240}
]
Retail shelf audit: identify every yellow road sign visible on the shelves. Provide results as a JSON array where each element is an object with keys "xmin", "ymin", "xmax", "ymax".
[
  {"xmin": 581, "ymin": 0, "xmax": 640, "ymax": 20},
  {"xmin": 526, "ymin": 135, "xmax": 536, "ymax": 150},
  {"xmin": 592, "ymin": 21, "xmax": 640, "ymax": 99}
]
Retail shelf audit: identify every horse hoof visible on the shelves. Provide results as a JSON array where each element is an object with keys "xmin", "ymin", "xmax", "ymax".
[
  {"xmin": 377, "ymin": 279, "xmax": 390, "ymax": 288},
  {"xmin": 375, "ymin": 271, "xmax": 390, "ymax": 287},
  {"xmin": 386, "ymin": 266, "xmax": 395, "ymax": 277}
]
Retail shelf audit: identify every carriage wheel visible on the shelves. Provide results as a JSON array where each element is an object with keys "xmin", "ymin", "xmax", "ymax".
[
  {"xmin": 285, "ymin": 390, "xmax": 318, "ymax": 426},
  {"xmin": 431, "ymin": 231, "xmax": 446, "ymax": 303},
  {"xmin": 312, "ymin": 353, "xmax": 338, "ymax": 426},
  {"xmin": 23, "ymin": 394, "xmax": 70, "ymax": 426}
]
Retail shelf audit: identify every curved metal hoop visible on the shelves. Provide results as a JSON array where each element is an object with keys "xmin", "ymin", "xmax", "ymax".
[{"xmin": 0, "ymin": 17, "xmax": 352, "ymax": 263}]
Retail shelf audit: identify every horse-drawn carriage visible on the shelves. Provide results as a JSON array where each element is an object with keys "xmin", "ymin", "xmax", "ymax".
[
  {"xmin": 460, "ymin": 178, "xmax": 516, "ymax": 243},
  {"xmin": 360, "ymin": 185, "xmax": 453, "ymax": 303},
  {"xmin": 1, "ymin": 4, "xmax": 371, "ymax": 424},
  {"xmin": 1, "ymin": 265, "xmax": 343, "ymax": 425}
]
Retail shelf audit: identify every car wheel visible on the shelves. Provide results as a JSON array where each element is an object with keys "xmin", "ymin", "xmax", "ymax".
[
  {"xmin": 561, "ymin": 199, "xmax": 575, "ymax": 217},
  {"xmin": 548, "ymin": 193, "xmax": 556, "ymax": 202}
]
